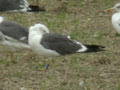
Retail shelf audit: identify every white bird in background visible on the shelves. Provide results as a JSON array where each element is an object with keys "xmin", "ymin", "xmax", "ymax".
[
  {"xmin": 28, "ymin": 23, "xmax": 104, "ymax": 57},
  {"xmin": 104, "ymin": 3, "xmax": 120, "ymax": 34}
]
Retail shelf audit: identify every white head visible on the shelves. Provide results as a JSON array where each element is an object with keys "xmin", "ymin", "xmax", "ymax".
[
  {"xmin": 104, "ymin": 3, "xmax": 120, "ymax": 34},
  {"xmin": 113, "ymin": 3, "xmax": 120, "ymax": 12},
  {"xmin": 104, "ymin": 3, "xmax": 120, "ymax": 13},
  {"xmin": 29, "ymin": 23, "xmax": 49, "ymax": 34}
]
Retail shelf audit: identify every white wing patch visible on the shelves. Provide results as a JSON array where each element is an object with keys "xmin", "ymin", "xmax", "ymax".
[
  {"xmin": 20, "ymin": 37, "xmax": 27, "ymax": 41},
  {"xmin": 67, "ymin": 35, "xmax": 71, "ymax": 39},
  {"xmin": 19, "ymin": 0, "xmax": 31, "ymax": 12},
  {"xmin": 23, "ymin": 0, "xmax": 30, "ymax": 7},
  {"xmin": 1, "ymin": 35, "xmax": 30, "ymax": 49},
  {"xmin": 4, "ymin": 35, "xmax": 18, "ymax": 42},
  {"xmin": 77, "ymin": 45, "xmax": 87, "ymax": 52},
  {"xmin": 75, "ymin": 41, "xmax": 87, "ymax": 52}
]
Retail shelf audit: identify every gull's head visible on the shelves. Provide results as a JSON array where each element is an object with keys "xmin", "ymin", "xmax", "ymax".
[
  {"xmin": 113, "ymin": 3, "xmax": 120, "ymax": 12},
  {"xmin": 29, "ymin": 23, "xmax": 49, "ymax": 34},
  {"xmin": 104, "ymin": 3, "xmax": 120, "ymax": 12}
]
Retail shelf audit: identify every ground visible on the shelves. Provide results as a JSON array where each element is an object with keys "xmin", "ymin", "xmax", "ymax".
[{"xmin": 0, "ymin": 0, "xmax": 120, "ymax": 90}]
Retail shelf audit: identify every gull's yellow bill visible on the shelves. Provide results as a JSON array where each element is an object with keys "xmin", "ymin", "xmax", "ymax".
[{"xmin": 104, "ymin": 8, "xmax": 114, "ymax": 13}]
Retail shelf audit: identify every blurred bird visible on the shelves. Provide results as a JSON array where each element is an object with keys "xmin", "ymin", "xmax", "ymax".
[
  {"xmin": 104, "ymin": 3, "xmax": 120, "ymax": 34},
  {"xmin": 0, "ymin": 0, "xmax": 45, "ymax": 12},
  {"xmin": 0, "ymin": 16, "xmax": 30, "ymax": 61}
]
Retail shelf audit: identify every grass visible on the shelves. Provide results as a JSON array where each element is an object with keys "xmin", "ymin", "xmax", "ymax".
[{"xmin": 0, "ymin": 0, "xmax": 120, "ymax": 90}]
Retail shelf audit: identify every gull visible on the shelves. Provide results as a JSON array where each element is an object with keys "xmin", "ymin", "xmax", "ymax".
[
  {"xmin": 0, "ymin": 16, "xmax": 30, "ymax": 59},
  {"xmin": 0, "ymin": 0, "xmax": 45, "ymax": 12},
  {"xmin": 104, "ymin": 3, "xmax": 120, "ymax": 34},
  {"xmin": 28, "ymin": 23, "xmax": 104, "ymax": 57}
]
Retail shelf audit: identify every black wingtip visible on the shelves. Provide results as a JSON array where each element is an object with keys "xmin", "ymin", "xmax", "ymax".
[
  {"xmin": 28, "ymin": 5, "xmax": 46, "ymax": 12},
  {"xmin": 85, "ymin": 44, "xmax": 105, "ymax": 52}
]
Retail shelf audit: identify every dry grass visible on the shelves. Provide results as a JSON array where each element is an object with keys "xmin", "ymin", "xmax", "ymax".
[{"xmin": 0, "ymin": 0, "xmax": 120, "ymax": 90}]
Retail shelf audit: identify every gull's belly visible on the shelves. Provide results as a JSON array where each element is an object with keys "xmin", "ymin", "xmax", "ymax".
[
  {"xmin": 29, "ymin": 36, "xmax": 60, "ymax": 57},
  {"xmin": 112, "ymin": 13, "xmax": 120, "ymax": 34}
]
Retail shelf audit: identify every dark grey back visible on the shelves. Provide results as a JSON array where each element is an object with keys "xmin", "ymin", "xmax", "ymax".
[
  {"xmin": 41, "ymin": 33, "xmax": 82, "ymax": 55},
  {"xmin": 0, "ymin": 0, "xmax": 25, "ymax": 11},
  {"xmin": 0, "ymin": 20, "xmax": 28, "ymax": 43}
]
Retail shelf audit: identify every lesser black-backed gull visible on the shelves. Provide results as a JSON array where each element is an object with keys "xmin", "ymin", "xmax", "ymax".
[
  {"xmin": 0, "ymin": 16, "xmax": 30, "ymax": 51},
  {"xmin": 104, "ymin": 3, "xmax": 120, "ymax": 34},
  {"xmin": 28, "ymin": 24, "xmax": 104, "ymax": 57},
  {"xmin": 0, "ymin": 0, "xmax": 45, "ymax": 12}
]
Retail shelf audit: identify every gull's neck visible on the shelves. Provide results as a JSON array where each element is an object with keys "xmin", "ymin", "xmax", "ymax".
[{"xmin": 112, "ymin": 12, "xmax": 120, "ymax": 34}]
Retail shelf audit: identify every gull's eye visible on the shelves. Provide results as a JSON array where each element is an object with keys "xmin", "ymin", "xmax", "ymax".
[
  {"xmin": 43, "ymin": 30, "xmax": 46, "ymax": 33},
  {"xmin": 117, "ymin": 6, "xmax": 120, "ymax": 9}
]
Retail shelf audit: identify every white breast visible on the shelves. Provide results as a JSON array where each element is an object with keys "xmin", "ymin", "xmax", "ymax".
[
  {"xmin": 28, "ymin": 31, "xmax": 60, "ymax": 57},
  {"xmin": 112, "ymin": 12, "xmax": 120, "ymax": 34}
]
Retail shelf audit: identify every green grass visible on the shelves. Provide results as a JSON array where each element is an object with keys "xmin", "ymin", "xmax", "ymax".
[
  {"xmin": 0, "ymin": 0, "xmax": 120, "ymax": 90},
  {"xmin": 92, "ymin": 0, "xmax": 115, "ymax": 6},
  {"xmin": 0, "ymin": 59, "xmax": 4, "ymax": 64}
]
